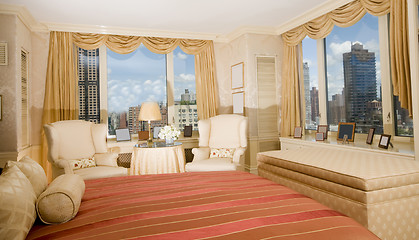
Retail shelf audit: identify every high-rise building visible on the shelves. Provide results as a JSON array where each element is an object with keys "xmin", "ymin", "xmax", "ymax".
[
  {"xmin": 343, "ymin": 43, "xmax": 377, "ymax": 127},
  {"xmin": 328, "ymin": 91, "xmax": 346, "ymax": 126},
  {"xmin": 77, "ymin": 48, "xmax": 100, "ymax": 123},
  {"xmin": 303, "ymin": 62, "xmax": 311, "ymax": 126},
  {"xmin": 174, "ymin": 104, "xmax": 198, "ymax": 131},
  {"xmin": 310, "ymin": 87, "xmax": 319, "ymax": 122}
]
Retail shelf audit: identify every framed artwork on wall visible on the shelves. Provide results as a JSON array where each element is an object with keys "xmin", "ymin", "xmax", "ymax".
[
  {"xmin": 232, "ymin": 91, "xmax": 244, "ymax": 115},
  {"xmin": 231, "ymin": 62, "xmax": 244, "ymax": 89}
]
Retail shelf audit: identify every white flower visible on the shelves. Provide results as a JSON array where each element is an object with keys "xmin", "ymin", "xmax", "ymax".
[{"xmin": 158, "ymin": 125, "xmax": 181, "ymax": 140}]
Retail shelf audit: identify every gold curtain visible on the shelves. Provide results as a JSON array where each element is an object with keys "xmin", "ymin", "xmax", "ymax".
[
  {"xmin": 280, "ymin": 44, "xmax": 303, "ymax": 137},
  {"xmin": 390, "ymin": 0, "xmax": 412, "ymax": 116},
  {"xmin": 41, "ymin": 32, "xmax": 78, "ymax": 181},
  {"xmin": 280, "ymin": 0, "xmax": 413, "ymax": 136}
]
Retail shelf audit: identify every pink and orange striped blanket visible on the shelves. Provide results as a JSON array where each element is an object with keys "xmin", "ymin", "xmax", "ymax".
[{"xmin": 27, "ymin": 171, "xmax": 379, "ymax": 239}]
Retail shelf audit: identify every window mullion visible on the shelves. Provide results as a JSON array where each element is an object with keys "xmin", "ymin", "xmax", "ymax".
[
  {"xmin": 378, "ymin": 14, "xmax": 394, "ymax": 135},
  {"xmin": 99, "ymin": 45, "xmax": 107, "ymax": 124},
  {"xmin": 317, "ymin": 38, "xmax": 328, "ymax": 125},
  {"xmin": 166, "ymin": 52, "xmax": 174, "ymax": 125}
]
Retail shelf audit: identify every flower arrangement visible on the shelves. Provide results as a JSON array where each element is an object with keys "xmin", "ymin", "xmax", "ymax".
[{"xmin": 158, "ymin": 125, "xmax": 181, "ymax": 141}]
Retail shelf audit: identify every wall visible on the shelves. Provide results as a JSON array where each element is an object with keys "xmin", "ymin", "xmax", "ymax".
[
  {"xmin": 0, "ymin": 13, "xmax": 49, "ymax": 167},
  {"xmin": 214, "ymin": 33, "xmax": 283, "ymax": 172},
  {"xmin": 0, "ymin": 14, "xmax": 18, "ymax": 155}
]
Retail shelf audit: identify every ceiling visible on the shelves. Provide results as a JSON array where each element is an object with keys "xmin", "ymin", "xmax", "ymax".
[{"xmin": 0, "ymin": 0, "xmax": 345, "ymax": 40}]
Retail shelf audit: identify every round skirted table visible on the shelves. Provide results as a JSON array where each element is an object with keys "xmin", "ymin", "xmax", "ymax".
[{"xmin": 130, "ymin": 142, "xmax": 185, "ymax": 175}]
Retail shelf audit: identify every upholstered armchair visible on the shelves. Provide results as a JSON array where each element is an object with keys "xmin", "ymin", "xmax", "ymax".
[
  {"xmin": 185, "ymin": 114, "xmax": 248, "ymax": 172},
  {"xmin": 44, "ymin": 120, "xmax": 128, "ymax": 180}
]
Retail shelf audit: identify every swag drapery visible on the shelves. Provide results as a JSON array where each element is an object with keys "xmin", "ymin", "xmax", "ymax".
[
  {"xmin": 41, "ymin": 32, "xmax": 218, "ymax": 179},
  {"xmin": 280, "ymin": 0, "xmax": 412, "ymax": 137}
]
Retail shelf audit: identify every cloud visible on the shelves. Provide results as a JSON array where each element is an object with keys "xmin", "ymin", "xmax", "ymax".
[
  {"xmin": 175, "ymin": 52, "xmax": 188, "ymax": 60},
  {"xmin": 175, "ymin": 73, "xmax": 195, "ymax": 83}
]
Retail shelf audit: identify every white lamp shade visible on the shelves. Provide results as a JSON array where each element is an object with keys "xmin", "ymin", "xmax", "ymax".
[{"xmin": 138, "ymin": 102, "xmax": 162, "ymax": 121}]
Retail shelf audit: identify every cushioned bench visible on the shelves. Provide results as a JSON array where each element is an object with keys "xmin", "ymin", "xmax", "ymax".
[{"xmin": 257, "ymin": 148, "xmax": 419, "ymax": 240}]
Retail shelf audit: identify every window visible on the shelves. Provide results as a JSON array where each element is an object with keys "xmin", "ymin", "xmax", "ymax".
[
  {"xmin": 302, "ymin": 37, "xmax": 319, "ymax": 130},
  {"xmin": 21, "ymin": 49, "xmax": 29, "ymax": 147},
  {"xmin": 77, "ymin": 45, "xmax": 196, "ymax": 136},
  {"xmin": 107, "ymin": 46, "xmax": 167, "ymax": 135},
  {"xmin": 173, "ymin": 47, "xmax": 197, "ymax": 131},
  {"xmin": 325, "ymin": 13, "xmax": 383, "ymax": 134}
]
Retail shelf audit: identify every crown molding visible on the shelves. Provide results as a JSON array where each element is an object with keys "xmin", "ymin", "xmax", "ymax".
[
  {"xmin": 275, "ymin": 0, "xmax": 353, "ymax": 35},
  {"xmin": 1, "ymin": 0, "xmax": 355, "ymax": 43},
  {"xmin": 0, "ymin": 4, "xmax": 48, "ymax": 32},
  {"xmin": 215, "ymin": 25, "xmax": 277, "ymax": 43},
  {"xmin": 44, "ymin": 22, "xmax": 219, "ymax": 40}
]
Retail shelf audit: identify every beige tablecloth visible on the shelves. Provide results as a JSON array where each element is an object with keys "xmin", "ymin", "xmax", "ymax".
[{"xmin": 130, "ymin": 144, "xmax": 185, "ymax": 175}]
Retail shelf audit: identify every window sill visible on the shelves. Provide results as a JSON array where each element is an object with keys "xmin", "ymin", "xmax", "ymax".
[{"xmin": 282, "ymin": 131, "xmax": 414, "ymax": 157}]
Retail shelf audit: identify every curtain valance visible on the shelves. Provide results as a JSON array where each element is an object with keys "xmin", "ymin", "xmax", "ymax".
[
  {"xmin": 72, "ymin": 33, "xmax": 211, "ymax": 55},
  {"xmin": 282, "ymin": 0, "xmax": 390, "ymax": 46}
]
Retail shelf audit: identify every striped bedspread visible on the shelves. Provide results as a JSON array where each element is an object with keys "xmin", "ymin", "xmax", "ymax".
[{"xmin": 27, "ymin": 171, "xmax": 379, "ymax": 239}]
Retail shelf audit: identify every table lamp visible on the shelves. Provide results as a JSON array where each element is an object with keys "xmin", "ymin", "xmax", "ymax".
[{"xmin": 138, "ymin": 102, "xmax": 162, "ymax": 146}]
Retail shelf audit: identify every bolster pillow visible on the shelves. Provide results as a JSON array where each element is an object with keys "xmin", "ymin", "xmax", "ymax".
[{"xmin": 36, "ymin": 174, "xmax": 85, "ymax": 224}]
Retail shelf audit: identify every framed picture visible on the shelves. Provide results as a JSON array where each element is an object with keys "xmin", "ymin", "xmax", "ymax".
[
  {"xmin": 315, "ymin": 132, "xmax": 324, "ymax": 141},
  {"xmin": 115, "ymin": 128, "xmax": 131, "ymax": 142},
  {"xmin": 138, "ymin": 131, "xmax": 149, "ymax": 140},
  {"xmin": 294, "ymin": 126, "xmax": 302, "ymax": 138},
  {"xmin": 184, "ymin": 125, "xmax": 192, "ymax": 137},
  {"xmin": 153, "ymin": 127, "xmax": 162, "ymax": 139},
  {"xmin": 232, "ymin": 91, "xmax": 244, "ymax": 115},
  {"xmin": 378, "ymin": 134, "xmax": 391, "ymax": 149},
  {"xmin": 366, "ymin": 128, "xmax": 375, "ymax": 145},
  {"xmin": 231, "ymin": 62, "xmax": 244, "ymax": 89},
  {"xmin": 0, "ymin": 95, "xmax": 2, "ymax": 121},
  {"xmin": 337, "ymin": 122, "xmax": 356, "ymax": 142},
  {"xmin": 317, "ymin": 125, "xmax": 328, "ymax": 139}
]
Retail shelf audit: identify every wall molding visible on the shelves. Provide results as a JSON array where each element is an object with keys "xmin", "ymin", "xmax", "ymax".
[
  {"xmin": 275, "ymin": 0, "xmax": 353, "ymax": 34},
  {"xmin": 1, "ymin": 0, "xmax": 354, "ymax": 43}
]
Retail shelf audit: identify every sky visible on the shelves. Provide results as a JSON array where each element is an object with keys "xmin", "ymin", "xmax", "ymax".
[
  {"xmin": 302, "ymin": 13, "xmax": 381, "ymax": 101},
  {"xmin": 107, "ymin": 46, "xmax": 195, "ymax": 113}
]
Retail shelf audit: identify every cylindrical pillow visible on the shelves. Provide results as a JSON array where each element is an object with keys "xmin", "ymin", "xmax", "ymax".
[{"xmin": 36, "ymin": 174, "xmax": 85, "ymax": 224}]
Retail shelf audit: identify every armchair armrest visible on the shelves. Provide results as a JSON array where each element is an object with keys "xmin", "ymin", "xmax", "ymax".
[
  {"xmin": 55, "ymin": 160, "xmax": 74, "ymax": 174},
  {"xmin": 191, "ymin": 147, "xmax": 211, "ymax": 162},
  {"xmin": 232, "ymin": 147, "xmax": 246, "ymax": 164}
]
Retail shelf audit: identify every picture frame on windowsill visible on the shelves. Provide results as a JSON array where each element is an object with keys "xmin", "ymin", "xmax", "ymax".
[
  {"xmin": 366, "ymin": 128, "xmax": 375, "ymax": 145},
  {"xmin": 294, "ymin": 126, "xmax": 302, "ymax": 138},
  {"xmin": 317, "ymin": 125, "xmax": 328, "ymax": 139},
  {"xmin": 378, "ymin": 134, "xmax": 391, "ymax": 149},
  {"xmin": 315, "ymin": 132, "xmax": 324, "ymax": 141}
]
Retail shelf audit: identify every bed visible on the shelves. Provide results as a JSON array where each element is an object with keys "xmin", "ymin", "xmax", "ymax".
[{"xmin": 26, "ymin": 171, "xmax": 379, "ymax": 240}]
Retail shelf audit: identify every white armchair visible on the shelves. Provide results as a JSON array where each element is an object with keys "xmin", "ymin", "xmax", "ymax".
[
  {"xmin": 44, "ymin": 120, "xmax": 128, "ymax": 180},
  {"xmin": 185, "ymin": 114, "xmax": 248, "ymax": 172}
]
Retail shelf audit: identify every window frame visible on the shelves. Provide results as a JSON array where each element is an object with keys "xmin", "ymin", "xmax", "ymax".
[
  {"xmin": 310, "ymin": 14, "xmax": 411, "ymax": 141},
  {"xmin": 98, "ymin": 46, "xmax": 196, "ymax": 137}
]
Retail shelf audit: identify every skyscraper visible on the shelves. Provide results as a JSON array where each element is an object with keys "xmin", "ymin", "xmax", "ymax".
[
  {"xmin": 343, "ymin": 43, "xmax": 377, "ymax": 129},
  {"xmin": 310, "ymin": 87, "xmax": 319, "ymax": 123}
]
